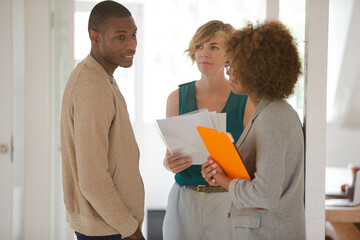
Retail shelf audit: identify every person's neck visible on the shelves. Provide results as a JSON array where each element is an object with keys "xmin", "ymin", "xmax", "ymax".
[
  {"xmin": 198, "ymin": 73, "xmax": 231, "ymax": 94},
  {"xmin": 90, "ymin": 49, "xmax": 116, "ymax": 76},
  {"xmin": 248, "ymin": 94, "xmax": 261, "ymax": 108}
]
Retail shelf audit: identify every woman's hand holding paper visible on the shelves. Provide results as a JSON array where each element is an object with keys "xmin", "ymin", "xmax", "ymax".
[{"xmin": 164, "ymin": 152, "xmax": 192, "ymax": 174}]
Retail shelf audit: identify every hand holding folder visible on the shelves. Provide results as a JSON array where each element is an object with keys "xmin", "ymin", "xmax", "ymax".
[{"xmin": 197, "ymin": 126, "xmax": 251, "ymax": 180}]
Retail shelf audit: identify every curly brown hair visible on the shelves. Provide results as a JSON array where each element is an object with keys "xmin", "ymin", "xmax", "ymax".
[
  {"xmin": 227, "ymin": 20, "xmax": 301, "ymax": 100},
  {"xmin": 186, "ymin": 20, "xmax": 235, "ymax": 64}
]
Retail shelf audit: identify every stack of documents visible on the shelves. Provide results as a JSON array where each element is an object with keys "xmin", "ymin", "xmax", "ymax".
[{"xmin": 155, "ymin": 109, "xmax": 226, "ymax": 165}]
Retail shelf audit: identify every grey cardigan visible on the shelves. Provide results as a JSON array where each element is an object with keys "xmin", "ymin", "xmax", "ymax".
[{"xmin": 228, "ymin": 98, "xmax": 306, "ymax": 240}]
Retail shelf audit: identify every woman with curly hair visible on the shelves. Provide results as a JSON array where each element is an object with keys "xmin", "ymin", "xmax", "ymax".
[{"xmin": 202, "ymin": 20, "xmax": 306, "ymax": 239}]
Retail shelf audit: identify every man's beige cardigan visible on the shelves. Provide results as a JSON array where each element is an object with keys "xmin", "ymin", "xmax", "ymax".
[{"xmin": 60, "ymin": 55, "xmax": 144, "ymax": 237}]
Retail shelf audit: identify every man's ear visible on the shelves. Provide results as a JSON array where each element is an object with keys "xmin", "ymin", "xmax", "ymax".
[{"xmin": 89, "ymin": 30, "xmax": 101, "ymax": 45}]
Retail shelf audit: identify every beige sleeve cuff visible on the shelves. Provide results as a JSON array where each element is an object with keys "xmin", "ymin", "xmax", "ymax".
[{"xmin": 117, "ymin": 216, "xmax": 139, "ymax": 237}]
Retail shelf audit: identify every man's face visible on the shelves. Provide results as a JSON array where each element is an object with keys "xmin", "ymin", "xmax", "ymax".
[{"xmin": 97, "ymin": 16, "xmax": 137, "ymax": 70}]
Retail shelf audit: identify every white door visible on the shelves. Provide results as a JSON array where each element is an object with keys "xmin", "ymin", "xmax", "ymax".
[{"xmin": 0, "ymin": 0, "xmax": 13, "ymax": 239}]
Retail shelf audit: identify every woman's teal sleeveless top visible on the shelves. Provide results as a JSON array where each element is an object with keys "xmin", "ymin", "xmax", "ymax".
[{"xmin": 175, "ymin": 81, "xmax": 248, "ymax": 186}]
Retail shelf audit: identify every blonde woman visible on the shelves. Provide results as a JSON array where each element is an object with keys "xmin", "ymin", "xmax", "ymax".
[{"xmin": 162, "ymin": 20, "xmax": 254, "ymax": 240}]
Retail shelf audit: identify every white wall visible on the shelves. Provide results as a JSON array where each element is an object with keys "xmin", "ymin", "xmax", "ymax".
[
  {"xmin": 327, "ymin": 123, "xmax": 360, "ymax": 168},
  {"xmin": 326, "ymin": 0, "xmax": 360, "ymax": 168},
  {"xmin": 326, "ymin": 0, "xmax": 353, "ymax": 119},
  {"xmin": 136, "ymin": 124, "xmax": 174, "ymax": 210},
  {"xmin": 23, "ymin": 1, "xmax": 51, "ymax": 238},
  {"xmin": 330, "ymin": 0, "xmax": 360, "ymax": 127}
]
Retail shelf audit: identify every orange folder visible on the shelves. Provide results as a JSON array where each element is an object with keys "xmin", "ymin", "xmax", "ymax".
[{"xmin": 197, "ymin": 126, "xmax": 251, "ymax": 180}]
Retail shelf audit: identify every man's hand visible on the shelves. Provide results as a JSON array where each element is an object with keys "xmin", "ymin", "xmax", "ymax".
[{"xmin": 125, "ymin": 226, "xmax": 143, "ymax": 239}]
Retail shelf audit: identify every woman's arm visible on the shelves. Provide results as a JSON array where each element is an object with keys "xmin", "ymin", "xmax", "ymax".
[
  {"xmin": 204, "ymin": 104, "xmax": 303, "ymax": 210},
  {"xmin": 229, "ymin": 106, "xmax": 303, "ymax": 210},
  {"xmin": 162, "ymin": 89, "xmax": 192, "ymax": 173},
  {"xmin": 166, "ymin": 89, "xmax": 180, "ymax": 118}
]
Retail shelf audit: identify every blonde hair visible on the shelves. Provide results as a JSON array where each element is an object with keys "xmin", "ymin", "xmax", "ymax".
[{"xmin": 186, "ymin": 20, "xmax": 235, "ymax": 64}]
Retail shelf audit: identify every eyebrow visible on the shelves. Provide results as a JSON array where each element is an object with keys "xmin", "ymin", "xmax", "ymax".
[
  {"xmin": 114, "ymin": 28, "xmax": 137, "ymax": 34},
  {"xmin": 197, "ymin": 42, "xmax": 220, "ymax": 45}
]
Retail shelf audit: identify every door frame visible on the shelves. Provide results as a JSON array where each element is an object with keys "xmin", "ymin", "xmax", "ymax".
[{"xmin": 0, "ymin": 0, "xmax": 13, "ymax": 239}]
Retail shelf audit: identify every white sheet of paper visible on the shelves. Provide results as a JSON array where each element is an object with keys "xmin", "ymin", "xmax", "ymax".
[
  {"xmin": 155, "ymin": 110, "xmax": 226, "ymax": 165},
  {"xmin": 217, "ymin": 113, "xmax": 226, "ymax": 132}
]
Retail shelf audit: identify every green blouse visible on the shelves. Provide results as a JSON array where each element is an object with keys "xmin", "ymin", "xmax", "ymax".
[{"xmin": 175, "ymin": 81, "xmax": 248, "ymax": 186}]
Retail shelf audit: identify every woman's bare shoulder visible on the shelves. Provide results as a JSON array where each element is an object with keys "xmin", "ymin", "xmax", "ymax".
[{"xmin": 166, "ymin": 89, "xmax": 179, "ymax": 118}]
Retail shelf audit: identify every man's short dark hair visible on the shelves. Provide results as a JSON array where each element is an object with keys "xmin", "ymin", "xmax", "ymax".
[{"xmin": 88, "ymin": 1, "xmax": 132, "ymax": 32}]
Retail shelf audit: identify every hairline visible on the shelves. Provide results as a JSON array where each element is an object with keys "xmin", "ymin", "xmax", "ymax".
[{"xmin": 89, "ymin": 16, "xmax": 135, "ymax": 35}]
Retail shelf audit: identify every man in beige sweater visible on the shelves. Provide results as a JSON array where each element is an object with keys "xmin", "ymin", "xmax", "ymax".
[{"xmin": 60, "ymin": 1, "xmax": 145, "ymax": 239}]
